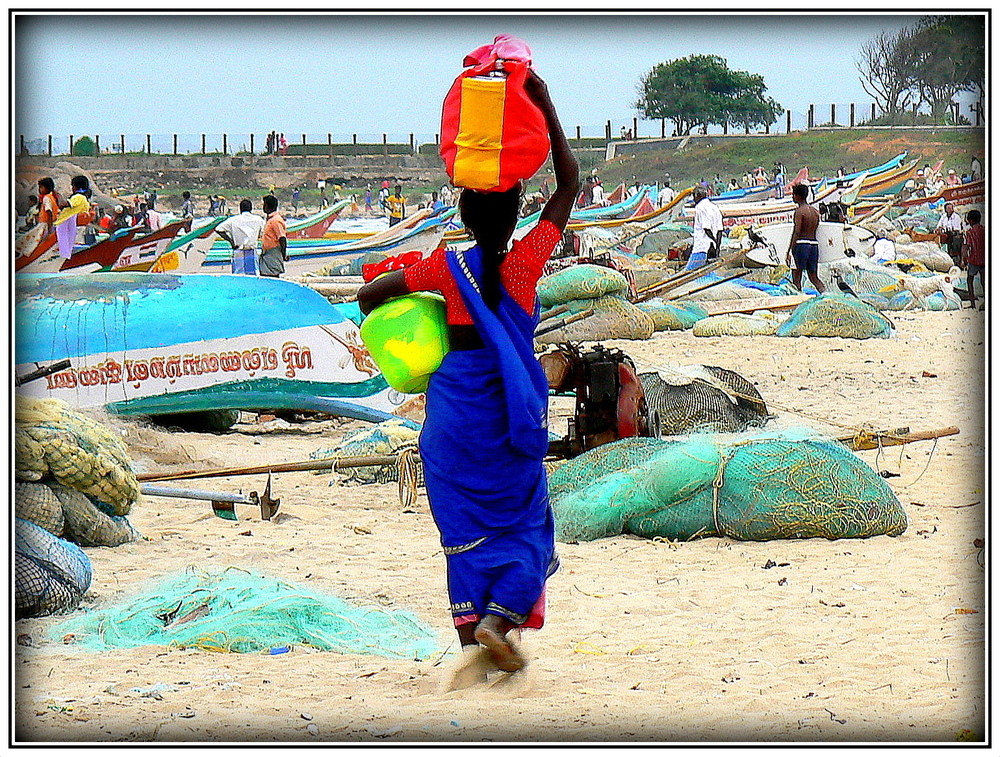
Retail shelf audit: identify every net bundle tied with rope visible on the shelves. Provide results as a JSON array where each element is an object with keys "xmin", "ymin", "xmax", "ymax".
[{"xmin": 548, "ymin": 429, "xmax": 907, "ymax": 543}]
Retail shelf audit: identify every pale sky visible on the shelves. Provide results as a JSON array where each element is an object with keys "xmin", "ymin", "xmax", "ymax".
[{"xmin": 16, "ymin": 12, "xmax": 954, "ymax": 145}]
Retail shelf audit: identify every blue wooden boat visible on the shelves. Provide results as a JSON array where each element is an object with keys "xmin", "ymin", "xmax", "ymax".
[{"xmin": 15, "ymin": 273, "xmax": 415, "ymax": 422}]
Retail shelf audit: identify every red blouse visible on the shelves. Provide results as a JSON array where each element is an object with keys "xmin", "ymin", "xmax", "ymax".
[{"xmin": 403, "ymin": 220, "xmax": 562, "ymax": 325}]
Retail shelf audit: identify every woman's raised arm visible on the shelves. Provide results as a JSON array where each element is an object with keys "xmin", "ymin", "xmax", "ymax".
[{"xmin": 524, "ymin": 70, "xmax": 580, "ymax": 232}]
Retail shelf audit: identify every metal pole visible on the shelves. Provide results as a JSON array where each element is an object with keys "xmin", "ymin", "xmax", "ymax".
[
  {"xmin": 137, "ymin": 454, "xmax": 400, "ymax": 482},
  {"xmin": 140, "ymin": 483, "xmax": 256, "ymax": 504},
  {"xmin": 121, "ymin": 134, "xmax": 125, "ymax": 154},
  {"xmin": 173, "ymin": 133, "xmax": 178, "ymax": 155},
  {"xmin": 146, "ymin": 133, "xmax": 151, "ymax": 154},
  {"xmin": 222, "ymin": 133, "xmax": 227, "ymax": 155},
  {"xmin": 831, "ymin": 103, "xmax": 836, "ymax": 125},
  {"xmin": 201, "ymin": 133, "xmax": 206, "ymax": 154},
  {"xmin": 786, "ymin": 110, "xmax": 791, "ymax": 133},
  {"xmin": 249, "ymin": 133, "xmax": 254, "ymax": 155},
  {"xmin": 632, "ymin": 117, "xmax": 638, "ymax": 139},
  {"xmin": 68, "ymin": 135, "xmax": 73, "ymax": 156},
  {"xmin": 850, "ymin": 103, "xmax": 855, "ymax": 128},
  {"xmin": 47, "ymin": 135, "xmax": 52, "ymax": 156}
]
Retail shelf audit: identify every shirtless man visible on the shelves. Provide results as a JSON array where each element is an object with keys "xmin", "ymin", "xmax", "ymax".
[{"xmin": 785, "ymin": 183, "xmax": 824, "ymax": 293}]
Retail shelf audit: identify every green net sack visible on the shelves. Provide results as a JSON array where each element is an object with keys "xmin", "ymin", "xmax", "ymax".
[
  {"xmin": 537, "ymin": 264, "xmax": 629, "ymax": 308},
  {"xmin": 714, "ymin": 437, "xmax": 907, "ymax": 540},
  {"xmin": 924, "ymin": 291, "xmax": 963, "ymax": 311},
  {"xmin": 776, "ymin": 294, "xmax": 893, "ymax": 339},
  {"xmin": 636, "ymin": 300, "xmax": 709, "ymax": 331},
  {"xmin": 535, "ymin": 295, "xmax": 655, "ymax": 343},
  {"xmin": 693, "ymin": 313, "xmax": 780, "ymax": 337},
  {"xmin": 549, "ymin": 432, "xmax": 907, "ymax": 543},
  {"xmin": 15, "ymin": 480, "xmax": 138, "ymax": 547},
  {"xmin": 51, "ymin": 566, "xmax": 440, "ymax": 658},
  {"xmin": 858, "ymin": 293, "xmax": 892, "ymax": 311}
]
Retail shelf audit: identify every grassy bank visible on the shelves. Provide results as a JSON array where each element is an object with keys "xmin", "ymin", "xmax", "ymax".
[{"xmin": 593, "ymin": 129, "xmax": 984, "ymax": 189}]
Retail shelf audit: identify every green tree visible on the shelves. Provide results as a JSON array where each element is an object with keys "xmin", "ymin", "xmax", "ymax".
[
  {"xmin": 72, "ymin": 135, "xmax": 97, "ymax": 156},
  {"xmin": 635, "ymin": 55, "xmax": 782, "ymax": 136}
]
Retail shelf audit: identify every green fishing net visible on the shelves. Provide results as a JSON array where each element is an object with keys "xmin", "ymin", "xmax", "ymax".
[
  {"xmin": 635, "ymin": 300, "xmax": 709, "ymax": 331},
  {"xmin": 51, "ymin": 566, "xmax": 441, "ymax": 658},
  {"xmin": 536, "ymin": 295, "xmax": 655, "ymax": 343},
  {"xmin": 550, "ymin": 431, "xmax": 906, "ymax": 543},
  {"xmin": 693, "ymin": 312, "xmax": 781, "ymax": 337},
  {"xmin": 537, "ymin": 264, "xmax": 629, "ymax": 307},
  {"xmin": 776, "ymin": 294, "xmax": 893, "ymax": 339}
]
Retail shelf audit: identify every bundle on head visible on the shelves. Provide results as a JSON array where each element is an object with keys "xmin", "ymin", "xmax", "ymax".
[{"xmin": 459, "ymin": 185, "xmax": 522, "ymax": 310}]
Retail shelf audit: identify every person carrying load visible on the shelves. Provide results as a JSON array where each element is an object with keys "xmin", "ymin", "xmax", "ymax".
[{"xmin": 359, "ymin": 60, "xmax": 579, "ymax": 685}]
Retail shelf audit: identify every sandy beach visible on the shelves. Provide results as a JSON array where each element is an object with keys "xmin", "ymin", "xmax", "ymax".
[{"xmin": 13, "ymin": 305, "xmax": 985, "ymax": 744}]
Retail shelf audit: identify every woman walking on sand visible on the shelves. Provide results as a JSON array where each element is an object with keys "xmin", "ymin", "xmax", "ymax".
[{"xmin": 358, "ymin": 70, "xmax": 578, "ymax": 686}]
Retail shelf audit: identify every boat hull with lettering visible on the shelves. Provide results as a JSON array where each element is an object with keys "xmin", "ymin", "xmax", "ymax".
[{"xmin": 15, "ymin": 273, "xmax": 412, "ymax": 422}]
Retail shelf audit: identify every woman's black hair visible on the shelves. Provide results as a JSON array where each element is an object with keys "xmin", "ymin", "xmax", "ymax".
[{"xmin": 458, "ymin": 185, "xmax": 522, "ymax": 310}]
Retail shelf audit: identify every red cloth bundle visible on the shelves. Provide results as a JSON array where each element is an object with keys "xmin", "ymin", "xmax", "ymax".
[
  {"xmin": 440, "ymin": 35, "xmax": 550, "ymax": 193},
  {"xmin": 362, "ymin": 248, "xmax": 437, "ymax": 283}
]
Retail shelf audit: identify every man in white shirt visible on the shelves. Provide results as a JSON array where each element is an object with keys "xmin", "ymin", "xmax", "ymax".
[
  {"xmin": 657, "ymin": 179, "xmax": 676, "ymax": 208},
  {"xmin": 216, "ymin": 199, "xmax": 265, "ymax": 274},
  {"xmin": 935, "ymin": 202, "xmax": 966, "ymax": 265},
  {"xmin": 686, "ymin": 186, "xmax": 724, "ymax": 270},
  {"xmin": 591, "ymin": 179, "xmax": 606, "ymax": 207}
]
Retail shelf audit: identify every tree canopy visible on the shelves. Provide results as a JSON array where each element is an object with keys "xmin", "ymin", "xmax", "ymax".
[
  {"xmin": 634, "ymin": 55, "xmax": 783, "ymax": 136},
  {"xmin": 857, "ymin": 15, "xmax": 984, "ymax": 122}
]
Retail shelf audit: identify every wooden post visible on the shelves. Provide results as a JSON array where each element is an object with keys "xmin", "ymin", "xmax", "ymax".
[
  {"xmin": 808, "ymin": 104, "xmax": 814, "ymax": 129},
  {"xmin": 786, "ymin": 110, "xmax": 791, "ymax": 133},
  {"xmin": 173, "ymin": 133, "xmax": 178, "ymax": 155},
  {"xmin": 831, "ymin": 103, "xmax": 836, "ymax": 125},
  {"xmin": 850, "ymin": 103, "xmax": 855, "ymax": 128},
  {"xmin": 146, "ymin": 133, "xmax": 151, "ymax": 154},
  {"xmin": 222, "ymin": 134, "xmax": 227, "ymax": 155},
  {"xmin": 605, "ymin": 120, "xmax": 611, "ymax": 141},
  {"xmin": 120, "ymin": 134, "xmax": 125, "ymax": 154},
  {"xmin": 95, "ymin": 134, "xmax": 100, "ymax": 154},
  {"xmin": 249, "ymin": 133, "xmax": 254, "ymax": 155},
  {"xmin": 68, "ymin": 135, "xmax": 73, "ymax": 156},
  {"xmin": 435, "ymin": 133, "xmax": 440, "ymax": 144},
  {"xmin": 301, "ymin": 133, "xmax": 306, "ymax": 155},
  {"xmin": 382, "ymin": 133, "xmax": 387, "ymax": 156},
  {"xmin": 576, "ymin": 125, "xmax": 581, "ymax": 140},
  {"xmin": 871, "ymin": 102, "xmax": 876, "ymax": 121},
  {"xmin": 201, "ymin": 134, "xmax": 206, "ymax": 154},
  {"xmin": 661, "ymin": 118, "xmax": 665, "ymax": 138},
  {"xmin": 765, "ymin": 120, "xmax": 770, "ymax": 135},
  {"xmin": 19, "ymin": 134, "xmax": 24, "ymax": 155},
  {"xmin": 47, "ymin": 135, "xmax": 52, "ymax": 156},
  {"xmin": 632, "ymin": 116, "xmax": 638, "ymax": 138},
  {"xmin": 328, "ymin": 132, "xmax": 333, "ymax": 159},
  {"xmin": 722, "ymin": 121, "xmax": 728, "ymax": 136},
  {"xmin": 352, "ymin": 133, "xmax": 357, "ymax": 145}
]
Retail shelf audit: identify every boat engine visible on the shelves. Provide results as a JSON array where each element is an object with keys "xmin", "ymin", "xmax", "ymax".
[{"xmin": 540, "ymin": 343, "xmax": 658, "ymax": 459}]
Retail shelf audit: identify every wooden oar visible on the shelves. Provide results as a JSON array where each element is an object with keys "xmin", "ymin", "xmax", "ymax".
[
  {"xmin": 837, "ymin": 426, "xmax": 959, "ymax": 451},
  {"xmin": 534, "ymin": 309, "xmax": 595, "ymax": 337},
  {"xmin": 662, "ymin": 270, "xmax": 747, "ymax": 301}
]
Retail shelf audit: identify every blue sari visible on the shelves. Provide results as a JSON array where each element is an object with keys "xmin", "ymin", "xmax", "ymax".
[{"xmin": 419, "ymin": 246, "xmax": 557, "ymax": 627}]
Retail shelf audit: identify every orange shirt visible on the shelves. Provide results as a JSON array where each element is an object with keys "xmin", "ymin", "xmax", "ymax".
[
  {"xmin": 37, "ymin": 193, "xmax": 59, "ymax": 224},
  {"xmin": 262, "ymin": 212, "xmax": 287, "ymax": 250}
]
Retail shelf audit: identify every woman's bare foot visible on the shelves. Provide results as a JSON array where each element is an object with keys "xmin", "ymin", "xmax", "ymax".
[{"xmin": 474, "ymin": 615, "xmax": 525, "ymax": 672}]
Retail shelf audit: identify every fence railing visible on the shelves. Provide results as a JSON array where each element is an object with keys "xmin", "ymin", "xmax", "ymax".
[{"xmin": 17, "ymin": 104, "xmax": 980, "ymax": 158}]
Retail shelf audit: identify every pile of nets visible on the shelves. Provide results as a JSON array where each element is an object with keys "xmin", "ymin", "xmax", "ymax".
[
  {"xmin": 15, "ymin": 518, "xmax": 92, "ymax": 620},
  {"xmin": 51, "ymin": 566, "xmax": 440, "ymax": 658},
  {"xmin": 635, "ymin": 299, "xmax": 708, "ymax": 331},
  {"xmin": 15, "ymin": 397, "xmax": 142, "ymax": 617},
  {"xmin": 537, "ymin": 295, "xmax": 655, "ymax": 343},
  {"xmin": 893, "ymin": 241, "xmax": 954, "ymax": 272},
  {"xmin": 310, "ymin": 419, "xmax": 421, "ymax": 485},
  {"xmin": 634, "ymin": 225, "xmax": 694, "ymax": 257},
  {"xmin": 537, "ymin": 264, "xmax": 629, "ymax": 308},
  {"xmin": 776, "ymin": 294, "xmax": 893, "ymax": 339},
  {"xmin": 549, "ymin": 431, "xmax": 907, "ymax": 543},
  {"xmin": 639, "ymin": 366, "xmax": 769, "ymax": 434},
  {"xmin": 693, "ymin": 312, "xmax": 782, "ymax": 337}
]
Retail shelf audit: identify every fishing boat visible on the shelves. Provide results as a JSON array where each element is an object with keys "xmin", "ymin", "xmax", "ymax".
[
  {"xmin": 150, "ymin": 217, "xmax": 227, "ymax": 272},
  {"xmin": 852, "ymin": 179, "xmax": 985, "ymax": 217},
  {"xmin": 287, "ymin": 200, "xmax": 350, "ymax": 239},
  {"xmin": 678, "ymin": 175, "xmax": 866, "ymax": 229},
  {"xmin": 202, "ymin": 209, "xmax": 453, "ymax": 274},
  {"xmin": 15, "ymin": 273, "xmax": 412, "ymax": 422},
  {"xmin": 742, "ymin": 221, "xmax": 876, "ymax": 266},
  {"xmin": 16, "ymin": 222, "xmax": 187, "ymax": 274},
  {"xmin": 854, "ymin": 159, "xmax": 919, "ymax": 199}
]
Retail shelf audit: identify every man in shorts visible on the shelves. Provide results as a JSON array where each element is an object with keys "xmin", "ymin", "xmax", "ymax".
[{"xmin": 785, "ymin": 183, "xmax": 824, "ymax": 293}]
